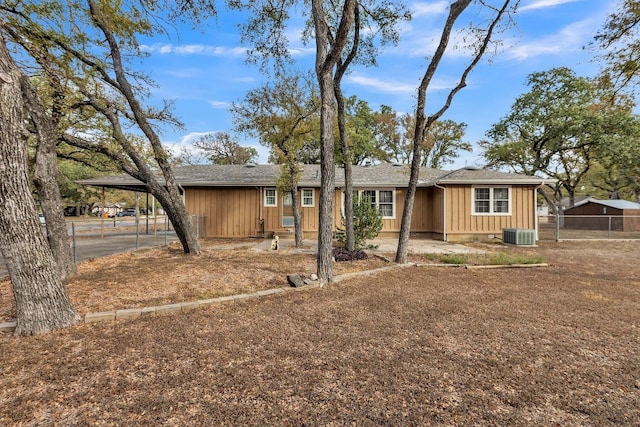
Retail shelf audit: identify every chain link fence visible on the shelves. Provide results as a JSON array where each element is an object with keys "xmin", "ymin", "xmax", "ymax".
[
  {"xmin": 65, "ymin": 215, "xmax": 204, "ymax": 263},
  {"xmin": 538, "ymin": 214, "xmax": 640, "ymax": 241}
]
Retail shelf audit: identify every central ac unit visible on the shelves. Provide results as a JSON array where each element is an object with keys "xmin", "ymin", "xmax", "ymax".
[{"xmin": 502, "ymin": 228, "xmax": 536, "ymax": 245}]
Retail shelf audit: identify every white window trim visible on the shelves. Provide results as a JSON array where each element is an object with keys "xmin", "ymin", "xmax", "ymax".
[
  {"xmin": 264, "ymin": 188, "xmax": 277, "ymax": 207},
  {"xmin": 472, "ymin": 186, "xmax": 512, "ymax": 216},
  {"xmin": 301, "ymin": 188, "xmax": 315, "ymax": 207},
  {"xmin": 356, "ymin": 189, "xmax": 396, "ymax": 220}
]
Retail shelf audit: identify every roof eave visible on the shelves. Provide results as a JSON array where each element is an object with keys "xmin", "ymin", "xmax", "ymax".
[{"xmin": 436, "ymin": 179, "xmax": 548, "ymax": 185}]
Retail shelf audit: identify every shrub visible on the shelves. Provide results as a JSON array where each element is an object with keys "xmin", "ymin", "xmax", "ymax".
[
  {"xmin": 339, "ymin": 195, "xmax": 383, "ymax": 249},
  {"xmin": 333, "ymin": 247, "xmax": 368, "ymax": 262}
]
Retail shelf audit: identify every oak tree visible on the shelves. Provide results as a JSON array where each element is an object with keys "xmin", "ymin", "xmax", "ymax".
[
  {"xmin": 395, "ymin": 0, "xmax": 515, "ymax": 263},
  {"xmin": 232, "ymin": 71, "xmax": 320, "ymax": 247},
  {"xmin": 0, "ymin": 30, "xmax": 79, "ymax": 335}
]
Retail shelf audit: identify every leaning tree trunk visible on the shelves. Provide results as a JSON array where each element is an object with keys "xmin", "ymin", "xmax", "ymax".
[
  {"xmin": 145, "ymin": 178, "xmax": 201, "ymax": 254},
  {"xmin": 0, "ymin": 32, "xmax": 79, "ymax": 335},
  {"xmin": 21, "ymin": 75, "xmax": 76, "ymax": 280}
]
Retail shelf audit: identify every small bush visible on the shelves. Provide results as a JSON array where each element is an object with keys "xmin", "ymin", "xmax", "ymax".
[
  {"xmin": 333, "ymin": 247, "xmax": 368, "ymax": 262},
  {"xmin": 339, "ymin": 195, "xmax": 383, "ymax": 250}
]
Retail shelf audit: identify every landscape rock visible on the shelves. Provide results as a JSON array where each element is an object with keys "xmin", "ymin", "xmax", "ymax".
[{"xmin": 287, "ymin": 274, "xmax": 305, "ymax": 288}]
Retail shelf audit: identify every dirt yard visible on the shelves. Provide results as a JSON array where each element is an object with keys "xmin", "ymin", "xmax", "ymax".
[{"xmin": 1, "ymin": 240, "xmax": 639, "ymax": 425}]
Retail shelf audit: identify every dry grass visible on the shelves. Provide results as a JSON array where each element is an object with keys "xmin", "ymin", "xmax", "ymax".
[
  {"xmin": 1, "ymin": 240, "xmax": 640, "ymax": 425},
  {"xmin": 1, "ymin": 238, "xmax": 390, "ymax": 320}
]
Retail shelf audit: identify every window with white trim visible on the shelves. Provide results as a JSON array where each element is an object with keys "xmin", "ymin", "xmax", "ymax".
[
  {"xmin": 264, "ymin": 188, "xmax": 277, "ymax": 207},
  {"xmin": 473, "ymin": 187, "xmax": 511, "ymax": 215},
  {"xmin": 302, "ymin": 189, "xmax": 314, "ymax": 207},
  {"xmin": 359, "ymin": 189, "xmax": 395, "ymax": 219}
]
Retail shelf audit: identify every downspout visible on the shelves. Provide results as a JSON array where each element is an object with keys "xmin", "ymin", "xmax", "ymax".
[
  {"xmin": 434, "ymin": 183, "xmax": 447, "ymax": 241},
  {"xmin": 534, "ymin": 184, "xmax": 540, "ymax": 241},
  {"xmin": 256, "ymin": 186, "xmax": 264, "ymax": 237}
]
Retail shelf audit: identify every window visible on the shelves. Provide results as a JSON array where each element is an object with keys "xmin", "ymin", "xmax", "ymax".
[
  {"xmin": 473, "ymin": 187, "xmax": 511, "ymax": 215},
  {"xmin": 358, "ymin": 189, "xmax": 395, "ymax": 219},
  {"xmin": 264, "ymin": 188, "xmax": 277, "ymax": 207},
  {"xmin": 302, "ymin": 189, "xmax": 314, "ymax": 207},
  {"xmin": 378, "ymin": 190, "xmax": 394, "ymax": 218}
]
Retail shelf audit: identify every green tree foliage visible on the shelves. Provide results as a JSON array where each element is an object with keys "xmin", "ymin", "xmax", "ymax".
[
  {"xmin": 232, "ymin": 0, "xmax": 409, "ymax": 282},
  {"xmin": 1, "ymin": 0, "xmax": 206, "ymax": 255},
  {"xmin": 378, "ymin": 110, "xmax": 470, "ymax": 168},
  {"xmin": 179, "ymin": 132, "xmax": 258, "ymax": 165},
  {"xmin": 595, "ymin": 0, "xmax": 640, "ymax": 94},
  {"xmin": 338, "ymin": 96, "xmax": 387, "ymax": 165},
  {"xmin": 231, "ymin": 71, "xmax": 320, "ymax": 247},
  {"xmin": 588, "ymin": 116, "xmax": 640, "ymax": 202},
  {"xmin": 338, "ymin": 194, "xmax": 383, "ymax": 249},
  {"xmin": 480, "ymin": 67, "xmax": 640, "ymax": 208}
]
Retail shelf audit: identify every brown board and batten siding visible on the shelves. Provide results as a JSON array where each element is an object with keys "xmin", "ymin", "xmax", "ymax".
[
  {"xmin": 78, "ymin": 164, "xmax": 546, "ymax": 242},
  {"xmin": 185, "ymin": 187, "xmax": 261, "ymax": 238},
  {"xmin": 411, "ymin": 187, "xmax": 445, "ymax": 238},
  {"xmin": 444, "ymin": 185, "xmax": 538, "ymax": 242}
]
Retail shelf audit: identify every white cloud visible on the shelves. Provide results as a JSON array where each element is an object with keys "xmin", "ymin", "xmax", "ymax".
[
  {"xmin": 347, "ymin": 73, "xmax": 454, "ymax": 94},
  {"xmin": 288, "ymin": 46, "xmax": 316, "ymax": 57},
  {"xmin": 209, "ymin": 100, "xmax": 230, "ymax": 109},
  {"xmin": 504, "ymin": 18, "xmax": 594, "ymax": 60},
  {"xmin": 347, "ymin": 74, "xmax": 416, "ymax": 94},
  {"xmin": 519, "ymin": 0, "xmax": 581, "ymax": 12},
  {"xmin": 412, "ymin": 1, "xmax": 449, "ymax": 18},
  {"xmin": 162, "ymin": 131, "xmax": 212, "ymax": 157},
  {"xmin": 141, "ymin": 43, "xmax": 247, "ymax": 57}
]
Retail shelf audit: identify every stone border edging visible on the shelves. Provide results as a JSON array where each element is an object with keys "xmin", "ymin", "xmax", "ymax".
[{"xmin": 0, "ymin": 262, "xmax": 550, "ymax": 333}]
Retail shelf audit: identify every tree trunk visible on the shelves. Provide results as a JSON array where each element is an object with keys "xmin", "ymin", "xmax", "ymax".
[
  {"xmin": 291, "ymin": 186, "xmax": 303, "ymax": 247},
  {"xmin": 396, "ymin": 117, "xmax": 426, "ymax": 263},
  {"xmin": 0, "ymin": 32, "xmax": 79, "ymax": 335},
  {"xmin": 312, "ymin": 0, "xmax": 356, "ymax": 284},
  {"xmin": 335, "ymin": 81, "xmax": 355, "ymax": 251},
  {"xmin": 20, "ymin": 75, "xmax": 76, "ymax": 280},
  {"xmin": 88, "ymin": 1, "xmax": 201, "ymax": 255},
  {"xmin": 316, "ymin": 71, "xmax": 336, "ymax": 284},
  {"xmin": 396, "ymin": 0, "xmax": 509, "ymax": 263},
  {"xmin": 143, "ymin": 178, "xmax": 200, "ymax": 254}
]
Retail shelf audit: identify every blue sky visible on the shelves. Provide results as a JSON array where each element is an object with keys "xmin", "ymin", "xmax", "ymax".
[{"xmin": 137, "ymin": 0, "xmax": 618, "ymax": 169}]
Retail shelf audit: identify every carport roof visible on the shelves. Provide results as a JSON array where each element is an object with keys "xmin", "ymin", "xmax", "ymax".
[{"xmin": 77, "ymin": 163, "xmax": 546, "ymax": 190}]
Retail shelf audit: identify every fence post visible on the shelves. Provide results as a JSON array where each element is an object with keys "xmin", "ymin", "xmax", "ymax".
[
  {"xmin": 165, "ymin": 216, "xmax": 168, "ymax": 246},
  {"xmin": 608, "ymin": 216, "xmax": 612, "ymax": 240},
  {"xmin": 555, "ymin": 213, "xmax": 560, "ymax": 242}
]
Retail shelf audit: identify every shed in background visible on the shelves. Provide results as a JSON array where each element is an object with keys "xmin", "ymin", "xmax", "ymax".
[{"xmin": 563, "ymin": 198, "xmax": 640, "ymax": 231}]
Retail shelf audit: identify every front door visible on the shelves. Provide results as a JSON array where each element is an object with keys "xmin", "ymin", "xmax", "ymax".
[{"xmin": 282, "ymin": 192, "xmax": 294, "ymax": 227}]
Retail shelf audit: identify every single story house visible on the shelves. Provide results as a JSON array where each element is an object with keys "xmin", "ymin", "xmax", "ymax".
[
  {"xmin": 563, "ymin": 198, "xmax": 640, "ymax": 231},
  {"xmin": 79, "ymin": 163, "xmax": 546, "ymax": 242}
]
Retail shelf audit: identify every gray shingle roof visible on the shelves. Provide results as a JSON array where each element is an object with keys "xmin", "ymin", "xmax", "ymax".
[{"xmin": 77, "ymin": 163, "xmax": 546, "ymax": 189}]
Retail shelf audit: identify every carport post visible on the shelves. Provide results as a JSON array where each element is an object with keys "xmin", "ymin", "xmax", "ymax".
[
  {"xmin": 100, "ymin": 187, "xmax": 105, "ymax": 239},
  {"xmin": 72, "ymin": 222, "xmax": 77, "ymax": 264}
]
